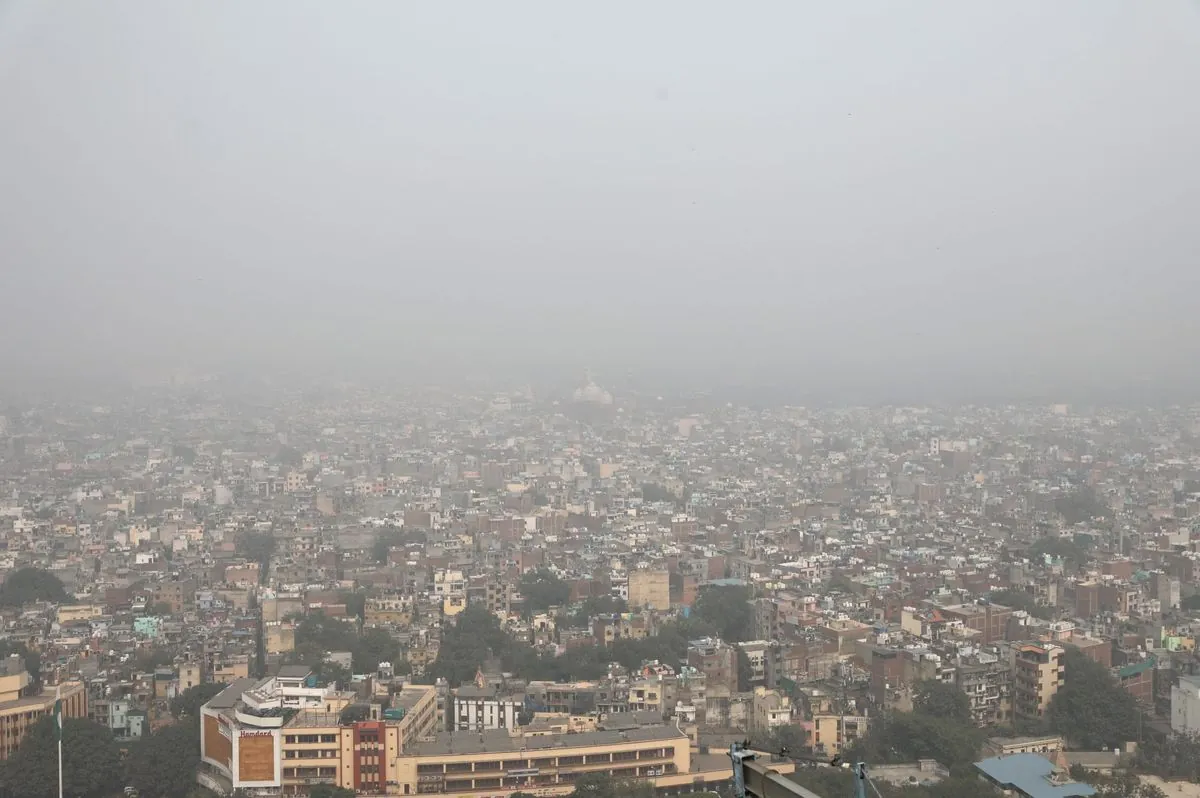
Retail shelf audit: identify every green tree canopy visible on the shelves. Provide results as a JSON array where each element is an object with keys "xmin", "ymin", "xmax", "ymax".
[
  {"xmin": 352, "ymin": 628, "xmax": 400, "ymax": 673},
  {"xmin": 737, "ymin": 648, "xmax": 754, "ymax": 692},
  {"xmin": 4, "ymin": 717, "xmax": 123, "ymax": 798},
  {"xmin": 913, "ymin": 680, "xmax": 972, "ymax": 725},
  {"xmin": 339, "ymin": 704, "xmax": 371, "ymax": 724},
  {"xmin": 0, "ymin": 568, "xmax": 68, "ymax": 607},
  {"xmin": 520, "ymin": 568, "xmax": 571, "ymax": 615},
  {"xmin": 372, "ymin": 527, "xmax": 403, "ymax": 563},
  {"xmin": 310, "ymin": 785, "xmax": 355, "ymax": 798},
  {"xmin": 569, "ymin": 772, "xmax": 654, "ymax": 798},
  {"xmin": 171, "ymin": 682, "xmax": 226, "ymax": 721},
  {"xmin": 988, "ymin": 589, "xmax": 1053, "ymax": 620},
  {"xmin": 238, "ymin": 531, "xmax": 276, "ymax": 571},
  {"xmin": 0, "ymin": 639, "xmax": 41, "ymax": 690},
  {"xmin": 343, "ymin": 590, "xmax": 366, "ymax": 621},
  {"xmin": 1048, "ymin": 647, "xmax": 1139, "ymax": 750},
  {"xmin": 693, "ymin": 584, "xmax": 754, "ymax": 643},
  {"xmin": 1055, "ymin": 487, "xmax": 1111, "ymax": 526},
  {"xmin": 563, "ymin": 595, "xmax": 627, "ymax": 628},
  {"xmin": 127, "ymin": 723, "xmax": 201, "ymax": 798},
  {"xmin": 428, "ymin": 604, "xmax": 513, "ymax": 687},
  {"xmin": 1029, "ymin": 536, "xmax": 1091, "ymax": 567},
  {"xmin": 640, "ymin": 483, "xmax": 681, "ymax": 505}
]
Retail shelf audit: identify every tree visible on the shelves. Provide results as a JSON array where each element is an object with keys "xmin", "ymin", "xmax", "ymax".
[
  {"xmin": 988, "ymin": 589, "xmax": 1052, "ymax": 620},
  {"xmin": 428, "ymin": 604, "xmax": 512, "ymax": 687},
  {"xmin": 0, "ymin": 568, "xmax": 68, "ymax": 607},
  {"xmin": 127, "ymin": 723, "xmax": 201, "ymax": 798},
  {"xmin": 343, "ymin": 591, "xmax": 366, "ymax": 621},
  {"xmin": 1055, "ymin": 487, "xmax": 1110, "ymax": 526},
  {"xmin": 570, "ymin": 772, "xmax": 654, "ymax": 798},
  {"xmin": 519, "ymin": 569, "xmax": 571, "ymax": 615},
  {"xmin": 737, "ymin": 648, "xmax": 754, "ymax": 692},
  {"xmin": 640, "ymin": 483, "xmax": 680, "ymax": 504},
  {"xmin": 309, "ymin": 785, "xmax": 356, "ymax": 798},
  {"xmin": 1048, "ymin": 647, "xmax": 1139, "ymax": 750},
  {"xmin": 693, "ymin": 585, "xmax": 754, "ymax": 643},
  {"xmin": 766, "ymin": 723, "xmax": 807, "ymax": 756},
  {"xmin": 4, "ymin": 717, "xmax": 123, "ymax": 798},
  {"xmin": 353, "ymin": 628, "xmax": 400, "ymax": 673},
  {"xmin": 339, "ymin": 704, "xmax": 371, "ymax": 724},
  {"xmin": 1135, "ymin": 731, "xmax": 1200, "ymax": 781},
  {"xmin": 848, "ymin": 711, "xmax": 983, "ymax": 772},
  {"xmin": 151, "ymin": 601, "xmax": 174, "ymax": 616},
  {"xmin": 171, "ymin": 683, "xmax": 226, "ymax": 721},
  {"xmin": 1071, "ymin": 769, "xmax": 1166, "ymax": 798},
  {"xmin": 1029, "ymin": 535, "xmax": 1091, "ymax": 567},
  {"xmin": 239, "ymin": 531, "xmax": 276, "ymax": 573},
  {"xmin": 0, "ymin": 640, "xmax": 42, "ymax": 691},
  {"xmin": 913, "ymin": 680, "xmax": 971, "ymax": 725},
  {"xmin": 372, "ymin": 527, "xmax": 403, "ymax": 564}
]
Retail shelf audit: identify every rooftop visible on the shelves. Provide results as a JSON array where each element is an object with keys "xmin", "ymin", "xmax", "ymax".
[
  {"xmin": 976, "ymin": 754, "xmax": 1096, "ymax": 798},
  {"xmin": 409, "ymin": 725, "xmax": 685, "ymax": 757}
]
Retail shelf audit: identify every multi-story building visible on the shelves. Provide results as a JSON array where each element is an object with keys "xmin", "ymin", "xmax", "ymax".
[
  {"xmin": 434, "ymin": 570, "xmax": 466, "ymax": 617},
  {"xmin": 0, "ymin": 656, "xmax": 87, "ymax": 760},
  {"xmin": 738, "ymin": 641, "xmax": 771, "ymax": 688},
  {"xmin": 199, "ymin": 670, "xmax": 439, "ymax": 796},
  {"xmin": 687, "ymin": 638, "xmax": 738, "ymax": 695},
  {"xmin": 1011, "ymin": 642, "xmax": 1065, "ymax": 723},
  {"xmin": 751, "ymin": 687, "xmax": 791, "ymax": 734},
  {"xmin": 627, "ymin": 570, "xmax": 670, "ymax": 610},
  {"xmin": 955, "ymin": 649, "xmax": 1012, "ymax": 726},
  {"xmin": 1173, "ymin": 673, "xmax": 1200, "ymax": 735},
  {"xmin": 398, "ymin": 726, "xmax": 697, "ymax": 796},
  {"xmin": 452, "ymin": 685, "xmax": 523, "ymax": 732},
  {"xmin": 810, "ymin": 714, "xmax": 869, "ymax": 758}
]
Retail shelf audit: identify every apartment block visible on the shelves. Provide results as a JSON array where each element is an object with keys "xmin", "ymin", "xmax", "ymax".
[
  {"xmin": 627, "ymin": 570, "xmax": 670, "ymax": 611},
  {"xmin": 0, "ymin": 656, "xmax": 87, "ymax": 760},
  {"xmin": 1011, "ymin": 642, "xmax": 1065, "ymax": 723}
]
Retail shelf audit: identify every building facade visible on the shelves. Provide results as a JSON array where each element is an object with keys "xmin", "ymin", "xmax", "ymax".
[{"xmin": 1011, "ymin": 643, "xmax": 1065, "ymax": 723}]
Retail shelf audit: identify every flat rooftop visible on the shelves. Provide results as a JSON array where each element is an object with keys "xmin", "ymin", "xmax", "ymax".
[
  {"xmin": 409, "ymin": 725, "xmax": 685, "ymax": 757},
  {"xmin": 394, "ymin": 685, "xmax": 434, "ymax": 712},
  {"xmin": 207, "ymin": 678, "xmax": 258, "ymax": 710}
]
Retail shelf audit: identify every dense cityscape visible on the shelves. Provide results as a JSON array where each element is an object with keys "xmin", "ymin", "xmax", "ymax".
[{"xmin": 0, "ymin": 374, "xmax": 1197, "ymax": 798}]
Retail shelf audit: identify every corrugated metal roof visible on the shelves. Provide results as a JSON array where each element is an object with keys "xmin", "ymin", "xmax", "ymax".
[{"xmin": 975, "ymin": 754, "xmax": 1096, "ymax": 798}]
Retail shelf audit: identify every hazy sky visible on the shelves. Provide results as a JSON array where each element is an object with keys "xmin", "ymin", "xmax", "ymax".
[{"xmin": 2, "ymin": 2, "xmax": 1199, "ymax": 398}]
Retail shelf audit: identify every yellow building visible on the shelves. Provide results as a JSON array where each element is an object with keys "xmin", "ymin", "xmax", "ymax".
[
  {"xmin": 199, "ymin": 671, "xmax": 438, "ymax": 796},
  {"xmin": 56, "ymin": 604, "xmax": 104, "ymax": 624},
  {"xmin": 628, "ymin": 570, "xmax": 670, "ymax": 610},
  {"xmin": 0, "ymin": 657, "xmax": 87, "ymax": 760},
  {"xmin": 1011, "ymin": 642, "xmax": 1065, "ymax": 723},
  {"xmin": 365, "ymin": 597, "xmax": 415, "ymax": 627},
  {"xmin": 397, "ymin": 726, "xmax": 692, "ymax": 796},
  {"xmin": 810, "ymin": 714, "xmax": 869, "ymax": 758},
  {"xmin": 213, "ymin": 658, "xmax": 252, "ymax": 684}
]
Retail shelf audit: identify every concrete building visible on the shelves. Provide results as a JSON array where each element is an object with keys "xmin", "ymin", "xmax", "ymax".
[
  {"xmin": 1011, "ymin": 642, "xmax": 1065, "ymax": 723},
  {"xmin": 1171, "ymin": 673, "xmax": 1200, "ymax": 735},
  {"xmin": 199, "ymin": 672, "xmax": 438, "ymax": 796},
  {"xmin": 751, "ymin": 687, "xmax": 791, "ymax": 734},
  {"xmin": 627, "ymin": 569, "xmax": 670, "ymax": 610},
  {"xmin": 452, "ymin": 685, "xmax": 523, "ymax": 733},
  {"xmin": 975, "ymin": 753, "xmax": 1095, "ymax": 798},
  {"xmin": 955, "ymin": 648, "xmax": 1012, "ymax": 726},
  {"xmin": 0, "ymin": 656, "xmax": 87, "ymax": 760},
  {"xmin": 397, "ymin": 726, "xmax": 713, "ymax": 796},
  {"xmin": 810, "ymin": 714, "xmax": 869, "ymax": 758}
]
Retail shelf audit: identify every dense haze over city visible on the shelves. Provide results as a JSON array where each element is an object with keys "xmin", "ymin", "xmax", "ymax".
[
  {"xmin": 3, "ymin": 1, "xmax": 1200, "ymax": 401},
  {"xmin": 6, "ymin": 6, "xmax": 1200, "ymax": 798}
]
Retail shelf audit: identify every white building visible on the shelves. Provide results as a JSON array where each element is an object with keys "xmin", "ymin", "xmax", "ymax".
[
  {"xmin": 453, "ymin": 685, "xmax": 523, "ymax": 732},
  {"xmin": 1172, "ymin": 673, "xmax": 1200, "ymax": 735}
]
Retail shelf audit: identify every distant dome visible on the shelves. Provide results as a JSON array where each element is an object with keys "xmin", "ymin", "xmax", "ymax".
[{"xmin": 573, "ymin": 371, "xmax": 613, "ymax": 405}]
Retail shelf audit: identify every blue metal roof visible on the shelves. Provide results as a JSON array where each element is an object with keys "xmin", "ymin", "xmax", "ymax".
[{"xmin": 975, "ymin": 755, "xmax": 1096, "ymax": 798}]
